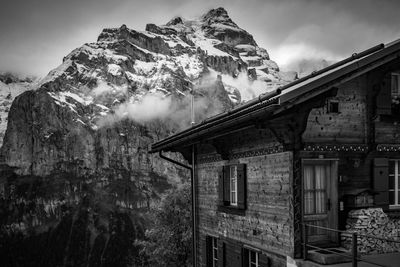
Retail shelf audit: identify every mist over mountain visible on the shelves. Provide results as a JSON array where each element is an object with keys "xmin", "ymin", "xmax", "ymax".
[
  {"xmin": 0, "ymin": 7, "xmax": 296, "ymax": 266},
  {"xmin": 284, "ymin": 58, "xmax": 333, "ymax": 78}
]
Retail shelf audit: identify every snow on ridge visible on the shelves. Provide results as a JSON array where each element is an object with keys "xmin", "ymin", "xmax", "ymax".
[
  {"xmin": 209, "ymin": 23, "xmax": 241, "ymax": 33},
  {"xmin": 107, "ymin": 64, "xmax": 122, "ymax": 76},
  {"xmin": 38, "ymin": 59, "xmax": 73, "ymax": 87}
]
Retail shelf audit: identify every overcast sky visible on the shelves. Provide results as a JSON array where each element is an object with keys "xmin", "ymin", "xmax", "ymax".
[{"xmin": 1, "ymin": 0, "xmax": 400, "ymax": 77}]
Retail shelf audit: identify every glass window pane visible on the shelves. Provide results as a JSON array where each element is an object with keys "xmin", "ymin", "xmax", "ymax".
[
  {"xmin": 304, "ymin": 192, "xmax": 315, "ymax": 214},
  {"xmin": 304, "ymin": 166, "xmax": 314, "ymax": 190},
  {"xmin": 398, "ymin": 175, "xmax": 400, "ymax": 190},
  {"xmin": 250, "ymin": 251, "xmax": 256, "ymax": 262},
  {"xmin": 389, "ymin": 161, "xmax": 395, "ymax": 175},
  {"xmin": 389, "ymin": 190, "xmax": 395, "ymax": 205},
  {"xmin": 389, "ymin": 175, "xmax": 395, "ymax": 190},
  {"xmin": 392, "ymin": 75, "xmax": 397, "ymax": 95},
  {"xmin": 315, "ymin": 191, "xmax": 326, "ymax": 213},
  {"xmin": 315, "ymin": 165, "xmax": 326, "ymax": 190}
]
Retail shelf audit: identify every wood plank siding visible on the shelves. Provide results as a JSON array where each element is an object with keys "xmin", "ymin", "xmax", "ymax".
[{"xmin": 196, "ymin": 126, "xmax": 293, "ymax": 267}]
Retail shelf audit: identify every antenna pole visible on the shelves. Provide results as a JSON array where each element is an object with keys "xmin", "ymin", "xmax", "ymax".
[{"xmin": 191, "ymin": 88, "xmax": 195, "ymax": 126}]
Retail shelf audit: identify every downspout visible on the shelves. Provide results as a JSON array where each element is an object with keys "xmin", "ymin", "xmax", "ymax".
[{"xmin": 159, "ymin": 149, "xmax": 197, "ymax": 267}]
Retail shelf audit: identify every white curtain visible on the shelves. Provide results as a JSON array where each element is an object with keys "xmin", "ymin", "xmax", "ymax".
[{"xmin": 303, "ymin": 165, "xmax": 314, "ymax": 215}]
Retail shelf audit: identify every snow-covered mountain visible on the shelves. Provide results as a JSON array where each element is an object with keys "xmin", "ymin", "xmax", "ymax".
[{"xmin": 27, "ymin": 7, "xmax": 294, "ymax": 130}]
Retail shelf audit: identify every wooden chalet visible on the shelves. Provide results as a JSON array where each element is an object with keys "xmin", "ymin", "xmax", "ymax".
[{"xmin": 151, "ymin": 39, "xmax": 400, "ymax": 267}]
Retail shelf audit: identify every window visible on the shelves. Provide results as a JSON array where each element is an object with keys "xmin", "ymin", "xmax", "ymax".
[
  {"xmin": 373, "ymin": 158, "xmax": 400, "ymax": 209},
  {"xmin": 327, "ymin": 99, "xmax": 339, "ymax": 113},
  {"xmin": 230, "ymin": 166, "xmax": 238, "ymax": 206},
  {"xmin": 391, "ymin": 73, "xmax": 400, "ymax": 98},
  {"xmin": 243, "ymin": 248, "xmax": 259, "ymax": 267},
  {"xmin": 391, "ymin": 72, "xmax": 400, "ymax": 116},
  {"xmin": 218, "ymin": 164, "xmax": 246, "ymax": 212},
  {"xmin": 206, "ymin": 236, "xmax": 219, "ymax": 267},
  {"xmin": 389, "ymin": 160, "xmax": 400, "ymax": 207},
  {"xmin": 212, "ymin": 237, "xmax": 218, "ymax": 267},
  {"xmin": 249, "ymin": 250, "xmax": 259, "ymax": 267}
]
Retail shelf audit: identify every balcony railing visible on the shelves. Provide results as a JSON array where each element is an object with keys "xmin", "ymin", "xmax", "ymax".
[{"xmin": 302, "ymin": 223, "xmax": 400, "ymax": 267}]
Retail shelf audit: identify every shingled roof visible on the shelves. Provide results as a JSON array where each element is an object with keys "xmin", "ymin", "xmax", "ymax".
[{"xmin": 151, "ymin": 39, "xmax": 400, "ymax": 153}]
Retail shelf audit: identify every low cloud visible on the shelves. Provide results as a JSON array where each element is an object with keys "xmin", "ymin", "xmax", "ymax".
[
  {"xmin": 96, "ymin": 70, "xmax": 275, "ymax": 130},
  {"xmin": 114, "ymin": 93, "xmax": 172, "ymax": 122},
  {"xmin": 219, "ymin": 72, "xmax": 273, "ymax": 101},
  {"xmin": 91, "ymin": 80, "xmax": 127, "ymax": 96}
]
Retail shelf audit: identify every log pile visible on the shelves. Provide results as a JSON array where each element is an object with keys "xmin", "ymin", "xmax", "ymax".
[{"xmin": 341, "ymin": 208, "xmax": 400, "ymax": 254}]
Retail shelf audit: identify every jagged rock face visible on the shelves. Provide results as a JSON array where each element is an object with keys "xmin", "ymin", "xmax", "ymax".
[
  {"xmin": 201, "ymin": 7, "xmax": 257, "ymax": 47},
  {"xmin": 0, "ymin": 78, "xmax": 32, "ymax": 148}
]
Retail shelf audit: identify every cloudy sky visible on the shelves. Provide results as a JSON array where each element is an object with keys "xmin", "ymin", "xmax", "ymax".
[{"xmin": 1, "ymin": 0, "xmax": 400, "ymax": 77}]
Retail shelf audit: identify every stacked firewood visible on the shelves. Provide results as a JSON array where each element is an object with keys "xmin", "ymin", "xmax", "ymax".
[{"xmin": 341, "ymin": 208, "xmax": 400, "ymax": 254}]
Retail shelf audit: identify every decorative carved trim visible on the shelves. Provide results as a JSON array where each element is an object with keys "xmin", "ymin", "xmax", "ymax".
[
  {"xmin": 230, "ymin": 146, "xmax": 284, "ymax": 159},
  {"xmin": 197, "ymin": 145, "xmax": 284, "ymax": 164},
  {"xmin": 303, "ymin": 144, "xmax": 369, "ymax": 152},
  {"xmin": 197, "ymin": 154, "xmax": 222, "ymax": 164},
  {"xmin": 376, "ymin": 144, "xmax": 400, "ymax": 152}
]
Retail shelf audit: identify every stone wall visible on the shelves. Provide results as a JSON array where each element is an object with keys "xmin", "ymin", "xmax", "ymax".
[{"xmin": 342, "ymin": 208, "xmax": 400, "ymax": 254}]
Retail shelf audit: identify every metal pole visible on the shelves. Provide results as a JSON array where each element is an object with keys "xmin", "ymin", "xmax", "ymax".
[
  {"xmin": 191, "ymin": 89, "xmax": 195, "ymax": 126},
  {"xmin": 191, "ymin": 144, "xmax": 196, "ymax": 267},
  {"xmin": 352, "ymin": 233, "xmax": 358, "ymax": 267}
]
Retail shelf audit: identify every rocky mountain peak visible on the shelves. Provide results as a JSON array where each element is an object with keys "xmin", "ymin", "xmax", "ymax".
[
  {"xmin": 166, "ymin": 16, "xmax": 184, "ymax": 26},
  {"xmin": 201, "ymin": 7, "xmax": 238, "ymax": 28},
  {"xmin": 1, "ymin": 7, "xmax": 297, "ymax": 177}
]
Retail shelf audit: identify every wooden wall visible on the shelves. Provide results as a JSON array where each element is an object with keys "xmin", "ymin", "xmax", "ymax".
[
  {"xmin": 196, "ymin": 126, "xmax": 293, "ymax": 267},
  {"xmin": 302, "ymin": 75, "xmax": 368, "ymax": 144}
]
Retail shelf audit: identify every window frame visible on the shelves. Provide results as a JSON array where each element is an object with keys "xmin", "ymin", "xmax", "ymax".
[
  {"xmin": 327, "ymin": 99, "xmax": 339, "ymax": 114},
  {"xmin": 211, "ymin": 237, "xmax": 218, "ymax": 267},
  {"xmin": 249, "ymin": 249, "xmax": 259, "ymax": 267},
  {"xmin": 243, "ymin": 247, "xmax": 260, "ymax": 267},
  {"xmin": 218, "ymin": 163, "xmax": 247, "ymax": 215},
  {"xmin": 389, "ymin": 159, "xmax": 400, "ymax": 208},
  {"xmin": 391, "ymin": 72, "xmax": 400, "ymax": 98},
  {"xmin": 230, "ymin": 165, "xmax": 238, "ymax": 206}
]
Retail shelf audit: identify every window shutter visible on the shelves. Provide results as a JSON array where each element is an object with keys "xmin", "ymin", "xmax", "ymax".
[
  {"xmin": 373, "ymin": 158, "xmax": 389, "ymax": 210},
  {"xmin": 233, "ymin": 243, "xmax": 242, "ymax": 267},
  {"xmin": 218, "ymin": 167, "xmax": 224, "ymax": 206},
  {"xmin": 223, "ymin": 166, "xmax": 230, "ymax": 205},
  {"xmin": 259, "ymin": 253, "xmax": 270, "ymax": 267},
  {"xmin": 205, "ymin": 236, "xmax": 212, "ymax": 267},
  {"xmin": 376, "ymin": 76, "xmax": 392, "ymax": 115},
  {"xmin": 218, "ymin": 241, "xmax": 225, "ymax": 267},
  {"xmin": 237, "ymin": 164, "xmax": 247, "ymax": 210},
  {"xmin": 241, "ymin": 248, "xmax": 249, "ymax": 267}
]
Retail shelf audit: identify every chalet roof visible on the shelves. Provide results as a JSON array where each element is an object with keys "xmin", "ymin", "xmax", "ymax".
[{"xmin": 151, "ymin": 38, "xmax": 400, "ymax": 153}]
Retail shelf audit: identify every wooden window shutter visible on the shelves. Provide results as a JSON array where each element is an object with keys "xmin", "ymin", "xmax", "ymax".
[
  {"xmin": 218, "ymin": 167, "xmax": 225, "ymax": 206},
  {"xmin": 218, "ymin": 241, "xmax": 225, "ymax": 267},
  {"xmin": 237, "ymin": 164, "xmax": 247, "ymax": 210},
  {"xmin": 241, "ymin": 247, "xmax": 249, "ymax": 267},
  {"xmin": 373, "ymin": 158, "xmax": 389, "ymax": 210},
  {"xmin": 233, "ymin": 243, "xmax": 242, "ymax": 267},
  {"xmin": 259, "ymin": 253, "xmax": 270, "ymax": 267},
  {"xmin": 223, "ymin": 166, "xmax": 230, "ymax": 205},
  {"xmin": 376, "ymin": 75, "xmax": 392, "ymax": 115},
  {"xmin": 205, "ymin": 236, "xmax": 212, "ymax": 267}
]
